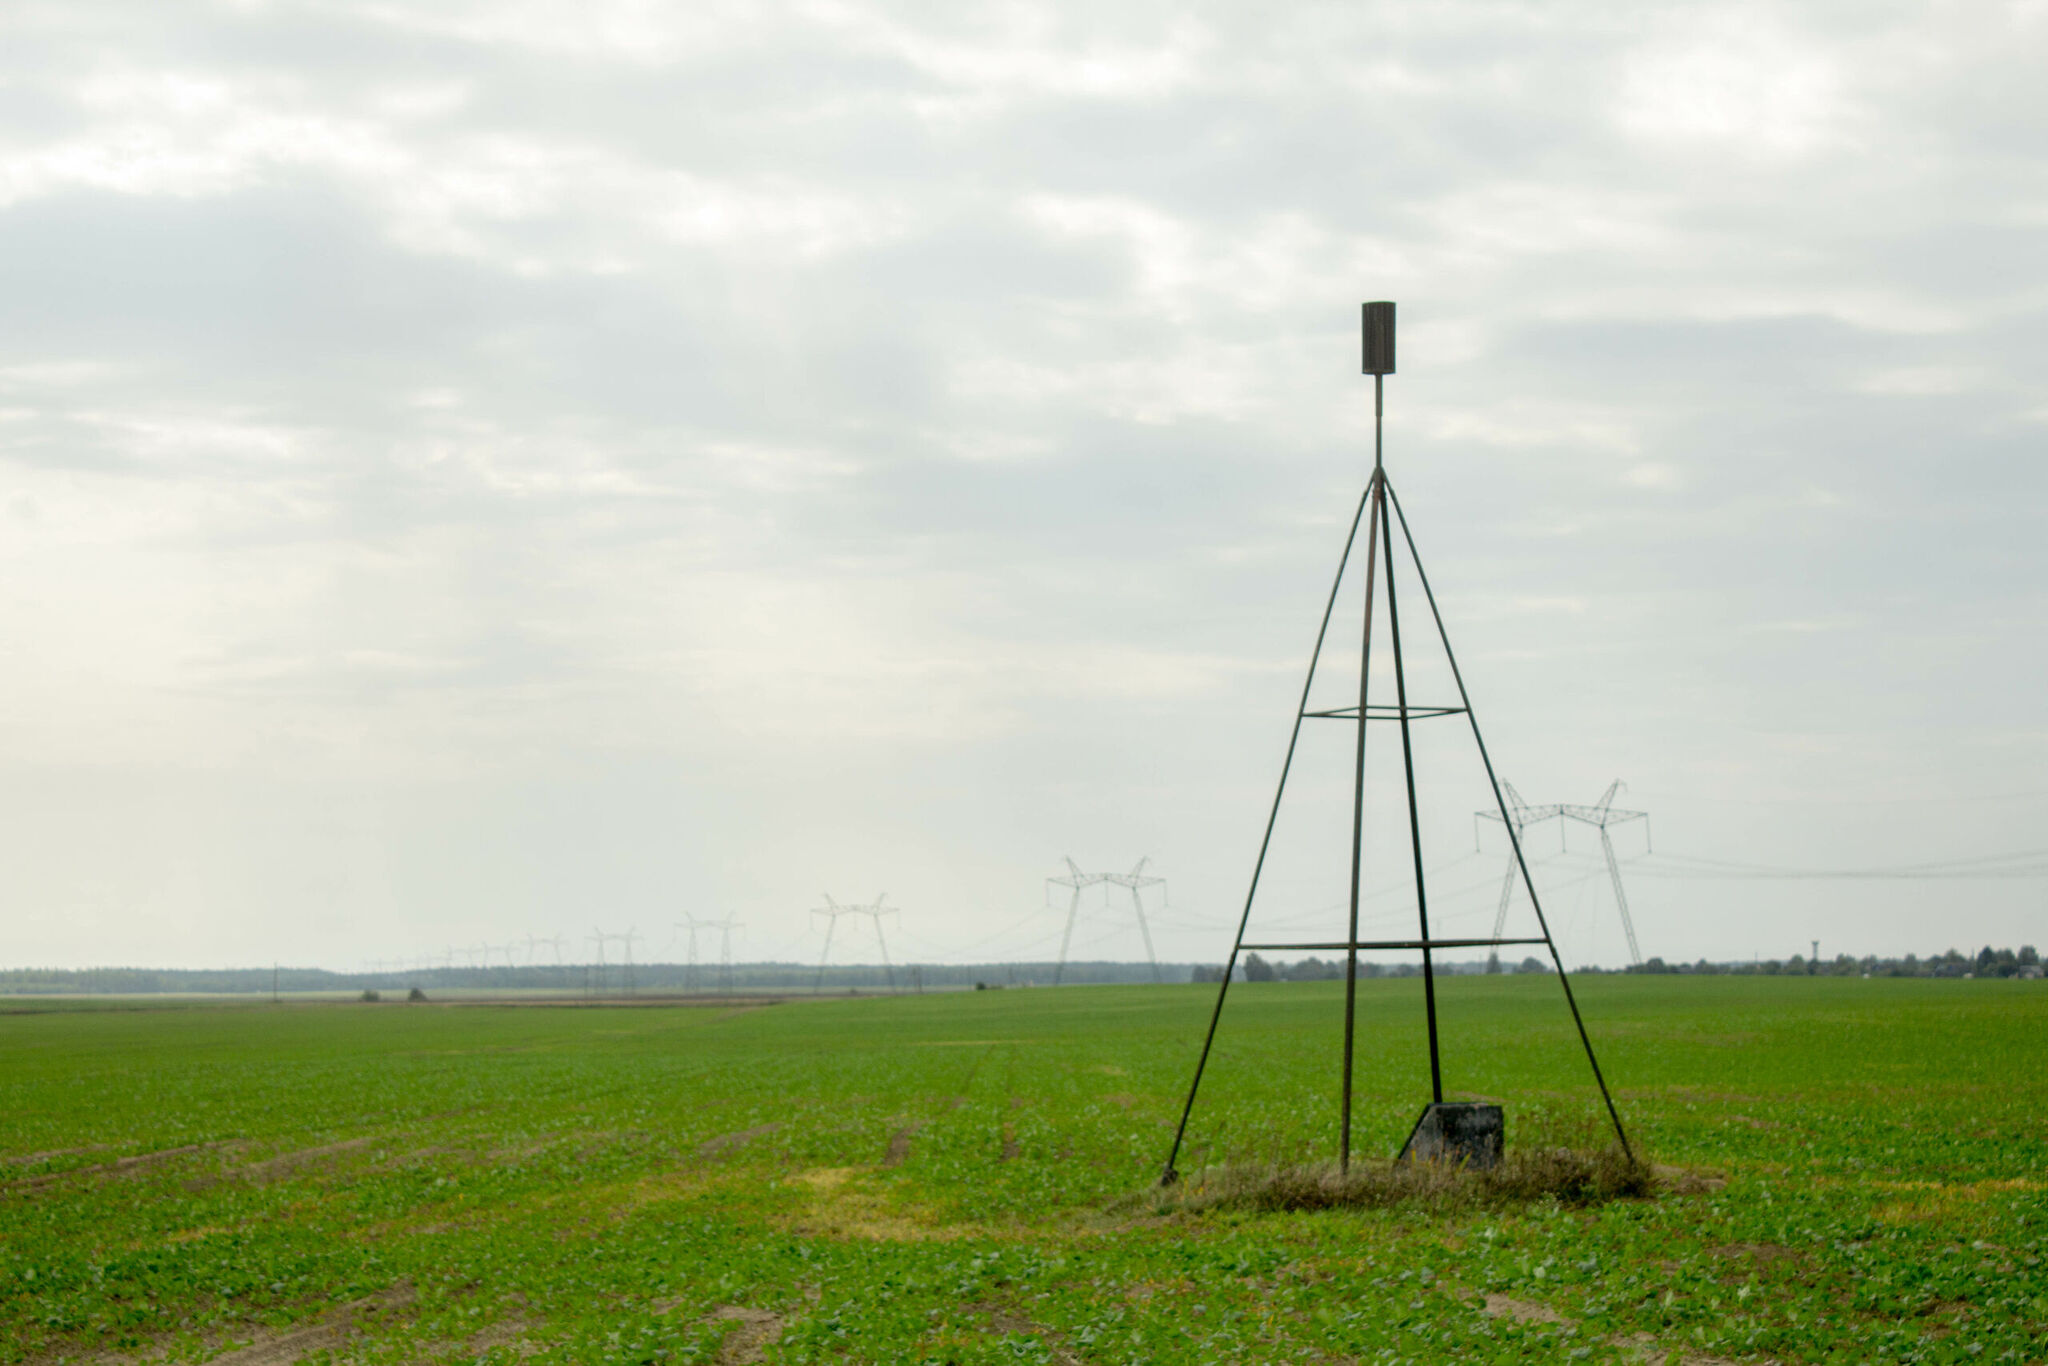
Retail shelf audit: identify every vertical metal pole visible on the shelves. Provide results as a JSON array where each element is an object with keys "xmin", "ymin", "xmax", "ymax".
[
  {"xmin": 1130, "ymin": 887, "xmax": 1163, "ymax": 984},
  {"xmin": 1383, "ymin": 484, "xmax": 1634, "ymax": 1160},
  {"xmin": 814, "ymin": 916, "xmax": 836, "ymax": 994},
  {"xmin": 1340, "ymin": 386, "xmax": 1386, "ymax": 1172},
  {"xmin": 1054, "ymin": 885, "xmax": 1081, "ymax": 986},
  {"xmin": 1381, "ymin": 495, "xmax": 1443, "ymax": 1105},
  {"xmin": 874, "ymin": 910, "xmax": 895, "ymax": 990},
  {"xmin": 1161, "ymin": 478, "xmax": 1377, "ymax": 1185},
  {"xmin": 1488, "ymin": 861, "xmax": 1517, "ymax": 973},
  {"xmin": 1600, "ymin": 826, "xmax": 1644, "ymax": 966}
]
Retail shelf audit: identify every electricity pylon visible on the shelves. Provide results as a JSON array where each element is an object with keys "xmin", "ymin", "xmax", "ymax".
[
  {"xmin": 616, "ymin": 928, "xmax": 639, "ymax": 994},
  {"xmin": 1047, "ymin": 859, "xmax": 1106, "ymax": 985},
  {"xmin": 587, "ymin": 927, "xmax": 640, "ymax": 995},
  {"xmin": 678, "ymin": 914, "xmax": 741, "ymax": 993},
  {"xmin": 1561, "ymin": 782, "xmax": 1649, "ymax": 966},
  {"xmin": 812, "ymin": 895, "xmax": 897, "ymax": 992},
  {"xmin": 1476, "ymin": 782, "xmax": 1561, "ymax": 973},
  {"xmin": 1047, "ymin": 857, "xmax": 1167, "ymax": 984},
  {"xmin": 1476, "ymin": 780, "xmax": 1649, "ymax": 967}
]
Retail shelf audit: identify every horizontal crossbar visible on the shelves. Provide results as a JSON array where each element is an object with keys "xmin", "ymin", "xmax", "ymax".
[
  {"xmin": 1237, "ymin": 937, "xmax": 1548, "ymax": 952},
  {"xmin": 1301, "ymin": 704, "xmax": 1467, "ymax": 721}
]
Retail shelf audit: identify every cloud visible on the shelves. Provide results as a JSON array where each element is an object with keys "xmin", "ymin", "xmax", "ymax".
[{"xmin": 0, "ymin": 0, "xmax": 2044, "ymax": 970}]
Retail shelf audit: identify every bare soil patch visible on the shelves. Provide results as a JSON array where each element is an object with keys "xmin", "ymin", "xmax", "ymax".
[
  {"xmin": 1478, "ymin": 1291, "xmax": 1742, "ymax": 1365},
  {"xmin": 194, "ymin": 1137, "xmax": 375, "ymax": 1190},
  {"xmin": 968, "ymin": 1302, "xmax": 1082, "ymax": 1365},
  {"xmin": 883, "ymin": 1121, "xmax": 925, "ymax": 1168},
  {"xmin": 4, "ymin": 1144, "xmax": 109, "ymax": 1167},
  {"xmin": 708, "ymin": 1305, "xmax": 785, "ymax": 1364},
  {"xmin": 4, "ymin": 1143, "xmax": 229, "ymax": 1197},
  {"xmin": 82, "ymin": 1283, "xmax": 416, "ymax": 1366},
  {"xmin": 697, "ymin": 1123, "xmax": 781, "ymax": 1159},
  {"xmin": 1483, "ymin": 1293, "xmax": 1565, "ymax": 1324}
]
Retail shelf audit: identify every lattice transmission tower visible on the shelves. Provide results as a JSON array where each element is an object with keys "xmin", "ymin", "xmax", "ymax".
[
  {"xmin": 587, "ymin": 927, "xmax": 639, "ymax": 995},
  {"xmin": 1561, "ymin": 782, "xmax": 1650, "ymax": 966},
  {"xmin": 1478, "ymin": 780, "xmax": 1649, "ymax": 967},
  {"xmin": 1475, "ymin": 782, "xmax": 1561, "ymax": 973},
  {"xmin": 677, "ymin": 914, "xmax": 742, "ymax": 993},
  {"xmin": 812, "ymin": 895, "xmax": 897, "ymax": 992},
  {"xmin": 1047, "ymin": 857, "xmax": 1167, "ymax": 984}
]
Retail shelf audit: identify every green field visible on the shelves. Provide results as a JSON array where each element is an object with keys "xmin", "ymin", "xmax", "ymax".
[{"xmin": 3, "ymin": 977, "xmax": 2043, "ymax": 1364}]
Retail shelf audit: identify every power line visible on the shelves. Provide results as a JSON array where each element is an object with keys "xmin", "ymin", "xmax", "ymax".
[{"xmin": 1632, "ymin": 849, "xmax": 2048, "ymax": 881}]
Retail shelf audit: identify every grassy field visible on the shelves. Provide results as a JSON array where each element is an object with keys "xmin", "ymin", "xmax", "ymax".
[{"xmin": 2, "ymin": 977, "xmax": 2043, "ymax": 1364}]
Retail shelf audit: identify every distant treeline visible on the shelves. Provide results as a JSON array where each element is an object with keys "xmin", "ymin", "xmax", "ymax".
[
  {"xmin": 1604, "ymin": 945, "xmax": 2041, "ymax": 978},
  {"xmin": 1191, "ymin": 945, "xmax": 2045, "ymax": 982},
  {"xmin": 0, "ymin": 960, "xmax": 1203, "ymax": 996},
  {"xmin": 6, "ymin": 947, "xmax": 2039, "ymax": 996},
  {"xmin": 1192, "ymin": 953, "xmax": 1549, "ymax": 983}
]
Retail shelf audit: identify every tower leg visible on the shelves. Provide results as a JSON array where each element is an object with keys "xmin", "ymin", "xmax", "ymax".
[
  {"xmin": 1487, "ymin": 862, "xmax": 1516, "ymax": 973},
  {"xmin": 1600, "ymin": 827, "xmax": 1643, "ymax": 966},
  {"xmin": 1384, "ymin": 483, "xmax": 1634, "ymax": 1162},
  {"xmin": 1054, "ymin": 886, "xmax": 1081, "ymax": 986},
  {"xmin": 1341, "ymin": 470, "xmax": 1385, "ymax": 1172},
  {"xmin": 874, "ymin": 916, "xmax": 895, "ymax": 990},
  {"xmin": 1381, "ymin": 490, "xmax": 1443, "ymax": 1105},
  {"xmin": 1130, "ymin": 889, "xmax": 1162, "ymax": 984},
  {"xmin": 1160, "ymin": 476, "xmax": 1378, "ymax": 1186},
  {"xmin": 814, "ymin": 919, "xmax": 837, "ymax": 994}
]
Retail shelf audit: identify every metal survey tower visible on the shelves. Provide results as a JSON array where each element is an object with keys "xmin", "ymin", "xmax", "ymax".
[{"xmin": 1161, "ymin": 302, "xmax": 1632, "ymax": 1182}]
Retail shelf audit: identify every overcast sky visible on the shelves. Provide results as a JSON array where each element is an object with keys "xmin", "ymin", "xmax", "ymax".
[{"xmin": 3, "ymin": 0, "xmax": 2044, "ymax": 974}]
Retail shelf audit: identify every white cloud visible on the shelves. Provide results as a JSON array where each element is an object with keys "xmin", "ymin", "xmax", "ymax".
[
  {"xmin": 0, "ymin": 0, "xmax": 2043, "ymax": 967},
  {"xmin": 1614, "ymin": 16, "xmax": 1853, "ymax": 156}
]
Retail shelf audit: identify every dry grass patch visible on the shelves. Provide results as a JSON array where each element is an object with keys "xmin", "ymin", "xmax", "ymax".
[
  {"xmin": 778, "ymin": 1167, "xmax": 980, "ymax": 1242},
  {"xmin": 1146, "ymin": 1146, "xmax": 1655, "ymax": 1214}
]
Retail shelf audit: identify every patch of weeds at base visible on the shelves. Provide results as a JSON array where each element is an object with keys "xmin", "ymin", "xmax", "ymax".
[{"xmin": 1145, "ymin": 1145, "xmax": 1654, "ymax": 1215}]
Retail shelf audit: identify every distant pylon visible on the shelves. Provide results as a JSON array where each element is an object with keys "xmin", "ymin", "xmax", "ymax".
[
  {"xmin": 678, "ymin": 914, "xmax": 742, "ymax": 993},
  {"xmin": 1475, "ymin": 782, "xmax": 1561, "ymax": 973},
  {"xmin": 1047, "ymin": 857, "xmax": 1167, "ymax": 984},
  {"xmin": 811, "ymin": 895, "xmax": 897, "ymax": 992},
  {"xmin": 1477, "ymin": 780, "xmax": 1648, "ymax": 967},
  {"xmin": 1561, "ymin": 782, "xmax": 1650, "ymax": 966},
  {"xmin": 587, "ymin": 927, "xmax": 639, "ymax": 995}
]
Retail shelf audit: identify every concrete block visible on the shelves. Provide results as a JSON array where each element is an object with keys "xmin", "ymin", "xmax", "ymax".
[{"xmin": 1396, "ymin": 1102, "xmax": 1503, "ymax": 1169}]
